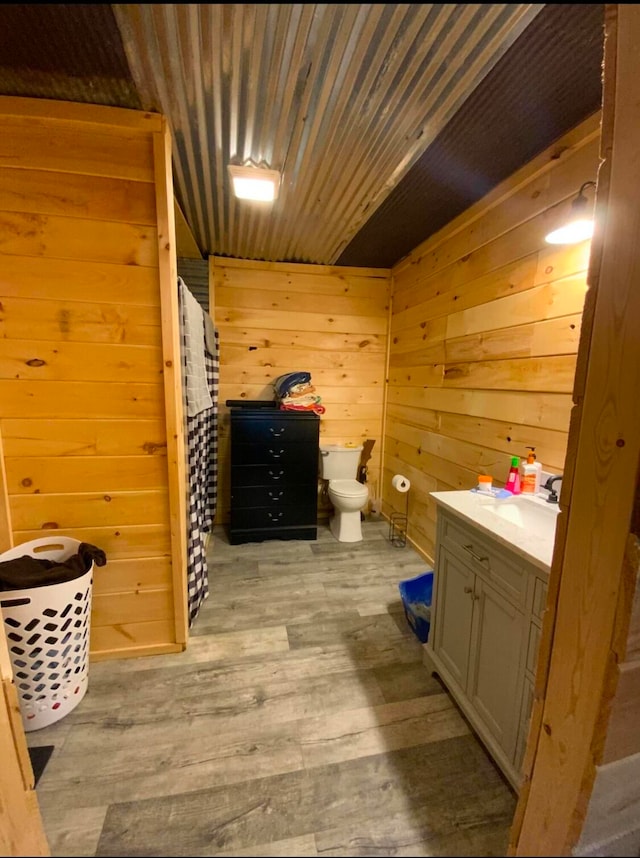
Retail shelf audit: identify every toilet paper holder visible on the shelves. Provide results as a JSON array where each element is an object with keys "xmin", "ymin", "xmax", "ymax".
[{"xmin": 388, "ymin": 474, "xmax": 409, "ymax": 548}]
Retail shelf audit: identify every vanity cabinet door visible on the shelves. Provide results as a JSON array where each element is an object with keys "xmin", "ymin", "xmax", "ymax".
[
  {"xmin": 467, "ymin": 576, "xmax": 525, "ymax": 761},
  {"xmin": 432, "ymin": 546, "xmax": 475, "ymax": 689},
  {"xmin": 426, "ymin": 506, "xmax": 540, "ymax": 791}
]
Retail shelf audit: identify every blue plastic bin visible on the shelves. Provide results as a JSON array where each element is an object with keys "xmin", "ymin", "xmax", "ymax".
[{"xmin": 398, "ymin": 570, "xmax": 433, "ymax": 643}]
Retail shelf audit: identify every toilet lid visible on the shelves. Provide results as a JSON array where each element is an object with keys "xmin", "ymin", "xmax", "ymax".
[{"xmin": 329, "ymin": 479, "xmax": 368, "ymax": 498}]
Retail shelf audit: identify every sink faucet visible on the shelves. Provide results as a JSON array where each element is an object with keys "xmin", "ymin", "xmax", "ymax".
[{"xmin": 543, "ymin": 474, "xmax": 563, "ymax": 504}]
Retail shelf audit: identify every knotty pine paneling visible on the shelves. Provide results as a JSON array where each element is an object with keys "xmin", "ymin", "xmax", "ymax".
[
  {"xmin": 0, "ymin": 97, "xmax": 187, "ymax": 660},
  {"xmin": 211, "ymin": 257, "xmax": 391, "ymax": 522},
  {"xmin": 385, "ymin": 114, "xmax": 600, "ymax": 560}
]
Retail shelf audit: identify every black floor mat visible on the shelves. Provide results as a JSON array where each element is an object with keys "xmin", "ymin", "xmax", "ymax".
[{"xmin": 28, "ymin": 745, "xmax": 54, "ymax": 786}]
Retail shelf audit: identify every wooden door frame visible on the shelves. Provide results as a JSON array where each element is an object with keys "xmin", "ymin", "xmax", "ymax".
[{"xmin": 511, "ymin": 5, "xmax": 640, "ymax": 853}]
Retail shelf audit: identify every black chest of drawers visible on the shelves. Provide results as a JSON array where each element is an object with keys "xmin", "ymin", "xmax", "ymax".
[{"xmin": 228, "ymin": 403, "xmax": 320, "ymax": 545}]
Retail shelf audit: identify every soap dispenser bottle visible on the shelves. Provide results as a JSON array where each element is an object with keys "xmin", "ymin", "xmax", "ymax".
[
  {"xmin": 521, "ymin": 447, "xmax": 542, "ymax": 494},
  {"xmin": 505, "ymin": 456, "xmax": 521, "ymax": 494}
]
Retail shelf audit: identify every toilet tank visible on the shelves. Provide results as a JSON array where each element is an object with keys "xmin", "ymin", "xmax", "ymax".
[{"xmin": 319, "ymin": 444, "xmax": 363, "ymax": 480}]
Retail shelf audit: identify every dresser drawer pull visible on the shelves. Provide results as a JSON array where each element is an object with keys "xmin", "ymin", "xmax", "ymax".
[
  {"xmin": 463, "ymin": 544, "xmax": 489, "ymax": 564},
  {"xmin": 269, "ymin": 427, "xmax": 285, "ymax": 436},
  {"xmin": 268, "ymin": 469, "xmax": 284, "ymax": 480},
  {"xmin": 268, "ymin": 490, "xmax": 284, "ymax": 500},
  {"xmin": 268, "ymin": 510, "xmax": 284, "ymax": 521},
  {"xmin": 268, "ymin": 448, "xmax": 284, "ymax": 458}
]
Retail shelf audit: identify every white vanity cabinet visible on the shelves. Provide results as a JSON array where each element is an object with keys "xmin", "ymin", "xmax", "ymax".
[{"xmin": 425, "ymin": 496, "xmax": 554, "ymax": 792}]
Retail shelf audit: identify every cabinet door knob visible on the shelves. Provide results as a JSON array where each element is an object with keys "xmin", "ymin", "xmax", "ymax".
[{"xmin": 464, "ymin": 586, "xmax": 473, "ymax": 594}]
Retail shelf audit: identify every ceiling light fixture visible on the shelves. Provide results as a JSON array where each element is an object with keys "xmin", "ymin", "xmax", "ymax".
[
  {"xmin": 545, "ymin": 180, "xmax": 597, "ymax": 245},
  {"xmin": 228, "ymin": 164, "xmax": 281, "ymax": 202}
]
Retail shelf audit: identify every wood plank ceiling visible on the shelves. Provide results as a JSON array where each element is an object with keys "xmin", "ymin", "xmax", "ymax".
[{"xmin": 0, "ymin": 4, "xmax": 605, "ymax": 269}]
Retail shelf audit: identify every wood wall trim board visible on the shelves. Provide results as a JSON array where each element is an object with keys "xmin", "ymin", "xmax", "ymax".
[
  {"xmin": 0, "ymin": 211, "xmax": 159, "ymax": 268},
  {"xmin": 437, "ymin": 412, "xmax": 568, "ymax": 472},
  {"xmin": 392, "ymin": 255, "xmax": 537, "ymax": 324},
  {"xmin": 5, "ymin": 456, "xmax": 168, "ymax": 495},
  {"xmin": 216, "ymin": 284, "xmax": 388, "ymax": 318},
  {"xmin": 91, "ymin": 588, "xmax": 174, "ymax": 627},
  {"xmin": 441, "ymin": 354, "xmax": 578, "ymax": 394},
  {"xmin": 386, "ymin": 364, "xmax": 444, "ymax": 388},
  {"xmin": 386, "ymin": 423, "xmax": 514, "ymax": 485},
  {"xmin": 92, "ymin": 556, "xmax": 173, "ymax": 596},
  {"xmin": 216, "ymin": 326, "xmax": 388, "ymax": 354},
  {"xmin": 0, "ymin": 297, "xmax": 162, "ymax": 347},
  {"xmin": 0, "ymin": 95, "xmax": 163, "ymax": 132},
  {"xmin": 217, "ymin": 269, "xmax": 391, "ymax": 301},
  {"xmin": 513, "ymin": 6, "xmax": 640, "ymax": 853},
  {"xmin": 216, "ymin": 388, "xmax": 386, "ymax": 412},
  {"xmin": 0, "ymin": 674, "xmax": 49, "ymax": 856},
  {"xmin": 443, "ymin": 275, "xmax": 587, "ymax": 340},
  {"xmin": 389, "ymin": 354, "xmax": 578, "ymax": 394},
  {"xmin": 388, "ymin": 342, "xmax": 446, "ymax": 368},
  {"xmin": 0, "ymin": 167, "xmax": 157, "ymax": 226},
  {"xmin": 393, "ymin": 209, "xmax": 589, "ymax": 333},
  {"xmin": 220, "ymin": 365, "xmax": 385, "ymax": 390},
  {"xmin": 153, "ymin": 121, "xmax": 188, "ymax": 649},
  {"xmin": 0, "ymin": 425, "xmax": 12, "ymax": 553},
  {"xmin": 0, "ymin": 255, "xmax": 161, "ymax": 307},
  {"xmin": 89, "ymin": 619, "xmax": 182, "ymax": 660},
  {"xmin": 0, "ymin": 380, "xmax": 165, "ymax": 420},
  {"xmin": 211, "ymin": 254, "xmax": 390, "ymax": 279},
  {"xmin": 0, "ymin": 417, "xmax": 167, "ymax": 459},
  {"xmin": 384, "ymin": 438, "xmax": 482, "ymax": 493},
  {"xmin": 445, "ymin": 314, "xmax": 583, "ymax": 364},
  {"xmin": 0, "ymin": 122, "xmax": 155, "ymax": 183},
  {"xmin": 11, "ymin": 524, "xmax": 171, "ymax": 561},
  {"xmin": 89, "ymin": 642, "xmax": 184, "ymax": 662},
  {"xmin": 2, "ymin": 681, "xmax": 33, "ymax": 793},
  {"xmin": 0, "ymin": 339, "xmax": 163, "ymax": 385},
  {"xmin": 385, "ymin": 386, "xmax": 574, "ymax": 433},
  {"xmin": 394, "ymin": 112, "xmax": 601, "ymax": 282},
  {"xmin": 219, "ymin": 344, "xmax": 387, "ymax": 373},
  {"xmin": 392, "ymin": 241, "xmax": 590, "ymax": 335},
  {"xmin": 217, "ymin": 305, "xmax": 388, "ymax": 336},
  {"xmin": 173, "ymin": 197, "xmax": 202, "ymax": 260},
  {"xmin": 9, "ymin": 489, "xmax": 170, "ymax": 531}
]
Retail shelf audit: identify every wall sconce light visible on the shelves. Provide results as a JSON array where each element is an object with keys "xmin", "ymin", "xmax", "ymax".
[
  {"xmin": 228, "ymin": 164, "xmax": 281, "ymax": 202},
  {"xmin": 545, "ymin": 180, "xmax": 597, "ymax": 245}
]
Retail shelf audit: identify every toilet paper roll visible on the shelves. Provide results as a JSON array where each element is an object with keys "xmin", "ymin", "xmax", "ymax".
[{"xmin": 392, "ymin": 474, "xmax": 410, "ymax": 493}]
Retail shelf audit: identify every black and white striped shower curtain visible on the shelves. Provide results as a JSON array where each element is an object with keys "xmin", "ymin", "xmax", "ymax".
[{"xmin": 179, "ymin": 279, "xmax": 219, "ymax": 626}]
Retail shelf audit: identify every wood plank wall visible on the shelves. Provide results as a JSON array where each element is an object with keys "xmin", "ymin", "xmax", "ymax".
[
  {"xmin": 0, "ymin": 97, "xmax": 187, "ymax": 660},
  {"xmin": 385, "ymin": 113, "xmax": 601, "ymax": 563},
  {"xmin": 210, "ymin": 257, "xmax": 391, "ymax": 523}
]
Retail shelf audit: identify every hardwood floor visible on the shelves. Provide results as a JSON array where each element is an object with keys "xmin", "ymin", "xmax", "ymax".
[{"xmin": 27, "ymin": 518, "xmax": 517, "ymax": 856}]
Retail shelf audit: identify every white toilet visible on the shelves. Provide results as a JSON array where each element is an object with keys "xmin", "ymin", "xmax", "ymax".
[{"xmin": 320, "ymin": 444, "xmax": 369, "ymax": 542}]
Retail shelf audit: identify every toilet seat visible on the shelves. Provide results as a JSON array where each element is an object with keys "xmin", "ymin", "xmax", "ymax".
[{"xmin": 328, "ymin": 479, "xmax": 368, "ymax": 498}]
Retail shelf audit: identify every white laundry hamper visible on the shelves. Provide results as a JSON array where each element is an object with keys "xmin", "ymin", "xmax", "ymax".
[{"xmin": 0, "ymin": 536, "xmax": 93, "ymax": 732}]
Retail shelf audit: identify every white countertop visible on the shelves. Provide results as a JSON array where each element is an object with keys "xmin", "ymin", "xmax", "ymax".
[{"xmin": 431, "ymin": 489, "xmax": 560, "ymax": 572}]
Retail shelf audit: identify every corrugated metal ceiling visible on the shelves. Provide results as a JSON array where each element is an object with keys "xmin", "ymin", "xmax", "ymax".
[
  {"xmin": 113, "ymin": 3, "xmax": 544, "ymax": 265},
  {"xmin": 0, "ymin": 4, "xmax": 604, "ymax": 269}
]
